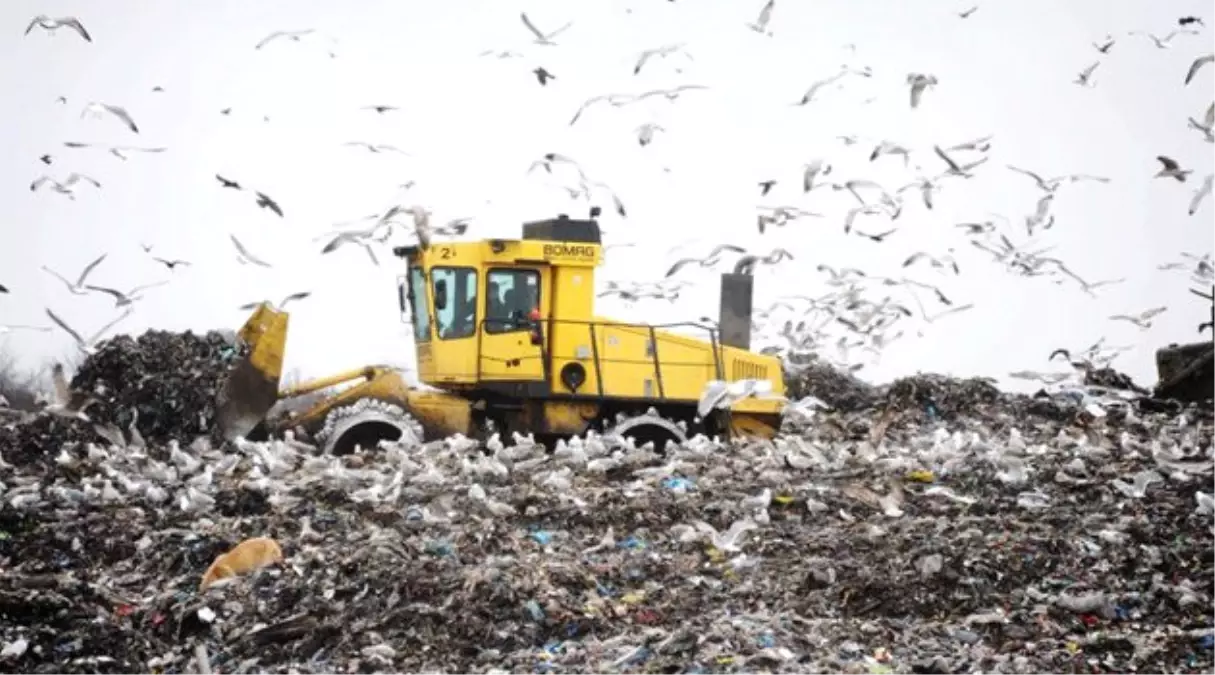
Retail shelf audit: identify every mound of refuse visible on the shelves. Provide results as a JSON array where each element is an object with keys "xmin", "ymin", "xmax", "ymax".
[
  {"xmin": 0, "ymin": 329, "xmax": 1212, "ymax": 672},
  {"xmin": 0, "ymin": 330, "xmax": 237, "ymax": 465}
]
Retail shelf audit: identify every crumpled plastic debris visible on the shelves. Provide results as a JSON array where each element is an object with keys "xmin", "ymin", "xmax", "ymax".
[{"xmin": 0, "ymin": 327, "xmax": 1210, "ymax": 674}]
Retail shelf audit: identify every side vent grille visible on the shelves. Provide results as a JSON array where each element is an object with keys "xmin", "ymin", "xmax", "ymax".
[{"xmin": 730, "ymin": 360, "xmax": 768, "ymax": 382}]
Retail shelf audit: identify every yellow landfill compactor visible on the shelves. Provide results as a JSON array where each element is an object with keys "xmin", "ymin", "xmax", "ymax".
[{"xmin": 216, "ymin": 214, "xmax": 786, "ymax": 454}]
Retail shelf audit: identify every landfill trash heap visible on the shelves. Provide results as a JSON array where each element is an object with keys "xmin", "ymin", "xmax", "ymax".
[{"xmin": 0, "ymin": 329, "xmax": 1212, "ymax": 674}]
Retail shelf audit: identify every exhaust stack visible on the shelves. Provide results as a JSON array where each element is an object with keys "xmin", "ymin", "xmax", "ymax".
[{"xmin": 717, "ymin": 273, "xmax": 754, "ymax": 350}]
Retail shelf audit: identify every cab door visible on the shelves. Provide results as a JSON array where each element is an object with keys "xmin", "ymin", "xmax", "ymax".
[
  {"xmin": 428, "ymin": 265, "xmax": 480, "ymax": 383},
  {"xmin": 478, "ymin": 265, "xmax": 549, "ymax": 386}
]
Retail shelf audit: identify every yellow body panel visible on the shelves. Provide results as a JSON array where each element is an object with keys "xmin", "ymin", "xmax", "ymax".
[{"xmin": 405, "ymin": 234, "xmax": 785, "ymax": 412}]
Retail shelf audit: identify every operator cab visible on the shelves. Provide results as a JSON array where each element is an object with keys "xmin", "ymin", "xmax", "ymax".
[{"xmin": 392, "ymin": 214, "xmax": 602, "ymax": 393}]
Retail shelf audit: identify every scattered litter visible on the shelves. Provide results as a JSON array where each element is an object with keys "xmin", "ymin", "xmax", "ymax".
[{"xmin": 0, "ymin": 332, "xmax": 1210, "ymax": 673}]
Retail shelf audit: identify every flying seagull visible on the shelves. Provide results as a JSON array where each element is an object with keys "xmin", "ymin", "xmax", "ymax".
[
  {"xmin": 533, "ymin": 67, "xmax": 556, "ymax": 86},
  {"xmin": 907, "ymin": 73, "xmax": 938, "ymax": 109},
  {"xmin": 30, "ymin": 173, "xmax": 101, "ymax": 197},
  {"xmin": 344, "ymin": 141, "xmax": 410, "ymax": 155},
  {"xmin": 230, "ymin": 235, "xmax": 272, "ymax": 268},
  {"xmin": 665, "ymin": 244, "xmax": 748, "ymax": 278},
  {"xmin": 240, "ymin": 292, "xmax": 312, "ymax": 312},
  {"xmin": 1074, "ymin": 61, "xmax": 1100, "ymax": 87},
  {"xmin": 0, "ymin": 323, "xmax": 52, "ymax": 335},
  {"xmin": 957, "ymin": 6, "xmax": 978, "ymax": 18},
  {"xmin": 62, "ymin": 141, "xmax": 165, "ymax": 160},
  {"xmin": 254, "ymin": 29, "xmax": 316, "ymax": 50},
  {"xmin": 85, "ymin": 281, "xmax": 168, "ymax": 308},
  {"xmin": 82, "ymin": 102, "xmax": 139, "ymax": 133},
  {"xmin": 215, "ymin": 174, "xmax": 242, "ymax": 189},
  {"xmin": 635, "ymin": 123, "xmax": 665, "ymax": 147},
  {"xmin": 633, "ymin": 44, "xmax": 689, "ymax": 75},
  {"xmin": 154, "ymin": 257, "xmax": 191, "ymax": 271},
  {"xmin": 1185, "ymin": 54, "xmax": 1213, "ymax": 85},
  {"xmin": 42, "ymin": 254, "xmax": 107, "ymax": 295},
  {"xmin": 255, "ymin": 192, "xmax": 283, "ymax": 217},
  {"xmin": 25, "ymin": 15, "xmax": 91, "ymax": 41},
  {"xmin": 520, "ymin": 12, "xmax": 573, "ymax": 46},
  {"xmin": 1093, "ymin": 36, "xmax": 1116, "ymax": 53},
  {"xmin": 802, "ymin": 159, "xmax": 832, "ymax": 192},
  {"xmin": 45, "ymin": 307, "xmax": 134, "ymax": 355},
  {"xmin": 1190, "ymin": 174, "xmax": 1214, "ymax": 215},
  {"xmin": 1109, "ymin": 306, "xmax": 1167, "ymax": 330},
  {"xmin": 903, "ymin": 251, "xmax": 960, "ymax": 275},
  {"xmin": 321, "ymin": 231, "xmax": 381, "ymax": 266},
  {"xmin": 1155, "ymin": 156, "xmax": 1191, "ymax": 182},
  {"xmin": 747, "ymin": 0, "xmax": 776, "ymax": 35},
  {"xmin": 362, "ymin": 105, "xmax": 398, "ymax": 114}
]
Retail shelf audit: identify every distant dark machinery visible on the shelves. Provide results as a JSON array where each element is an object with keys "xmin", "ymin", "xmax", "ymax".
[{"xmin": 1153, "ymin": 285, "xmax": 1214, "ymax": 403}]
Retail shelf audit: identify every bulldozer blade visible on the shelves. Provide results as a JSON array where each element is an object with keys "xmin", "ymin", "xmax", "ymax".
[{"xmin": 215, "ymin": 303, "xmax": 289, "ymax": 441}]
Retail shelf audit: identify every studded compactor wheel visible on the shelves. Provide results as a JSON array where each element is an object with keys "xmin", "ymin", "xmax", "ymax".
[
  {"xmin": 603, "ymin": 410, "xmax": 689, "ymax": 452},
  {"xmin": 314, "ymin": 398, "xmax": 423, "ymax": 455}
]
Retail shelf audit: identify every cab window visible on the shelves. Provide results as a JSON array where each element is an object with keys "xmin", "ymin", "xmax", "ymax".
[
  {"xmin": 432, "ymin": 267, "xmax": 478, "ymax": 340},
  {"xmin": 408, "ymin": 266, "xmax": 431, "ymax": 342},
  {"xmin": 485, "ymin": 268, "xmax": 540, "ymax": 334}
]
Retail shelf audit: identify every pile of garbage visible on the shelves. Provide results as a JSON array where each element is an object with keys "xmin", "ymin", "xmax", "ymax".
[
  {"xmin": 0, "ymin": 330, "xmax": 236, "ymax": 465},
  {"xmin": 0, "ymin": 330, "xmax": 1211, "ymax": 673}
]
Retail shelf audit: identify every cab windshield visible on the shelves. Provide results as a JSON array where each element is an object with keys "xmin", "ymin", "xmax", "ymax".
[{"xmin": 407, "ymin": 265, "xmax": 431, "ymax": 342}]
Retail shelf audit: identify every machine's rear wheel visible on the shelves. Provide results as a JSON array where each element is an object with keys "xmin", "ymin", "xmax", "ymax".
[
  {"xmin": 605, "ymin": 411, "xmax": 688, "ymax": 452},
  {"xmin": 315, "ymin": 398, "xmax": 423, "ymax": 455}
]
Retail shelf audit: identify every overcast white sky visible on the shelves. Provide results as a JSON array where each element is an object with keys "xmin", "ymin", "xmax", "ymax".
[{"xmin": 1, "ymin": 0, "xmax": 1212, "ymax": 391}]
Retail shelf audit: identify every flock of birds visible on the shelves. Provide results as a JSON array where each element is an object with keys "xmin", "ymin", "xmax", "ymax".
[{"xmin": 1, "ymin": 5, "xmax": 1213, "ymax": 400}]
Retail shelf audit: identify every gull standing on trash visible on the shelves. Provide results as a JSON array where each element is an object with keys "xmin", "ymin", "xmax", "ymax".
[
  {"xmin": 230, "ymin": 235, "xmax": 272, "ymax": 268},
  {"xmin": 25, "ymin": 15, "xmax": 91, "ymax": 41},
  {"xmin": 45, "ymin": 308, "xmax": 134, "ymax": 355},
  {"xmin": 42, "ymin": 254, "xmax": 106, "ymax": 295},
  {"xmin": 81, "ymin": 102, "xmax": 139, "ymax": 133}
]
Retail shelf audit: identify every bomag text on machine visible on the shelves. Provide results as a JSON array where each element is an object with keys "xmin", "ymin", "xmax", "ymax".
[{"xmin": 216, "ymin": 214, "xmax": 786, "ymax": 454}]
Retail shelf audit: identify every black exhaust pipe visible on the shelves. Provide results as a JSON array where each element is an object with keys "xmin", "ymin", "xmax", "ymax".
[{"xmin": 718, "ymin": 272, "xmax": 754, "ymax": 350}]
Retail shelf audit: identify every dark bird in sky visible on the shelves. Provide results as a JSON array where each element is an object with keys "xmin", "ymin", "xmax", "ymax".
[
  {"xmin": 154, "ymin": 257, "xmax": 191, "ymax": 271},
  {"xmin": 533, "ymin": 67, "xmax": 556, "ymax": 86},
  {"xmin": 216, "ymin": 174, "xmax": 242, "ymax": 190},
  {"xmin": 758, "ymin": 180, "xmax": 777, "ymax": 196},
  {"xmin": 256, "ymin": 191, "xmax": 284, "ymax": 217}
]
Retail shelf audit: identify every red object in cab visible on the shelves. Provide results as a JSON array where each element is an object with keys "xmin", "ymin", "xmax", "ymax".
[{"xmin": 528, "ymin": 308, "xmax": 543, "ymax": 345}]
